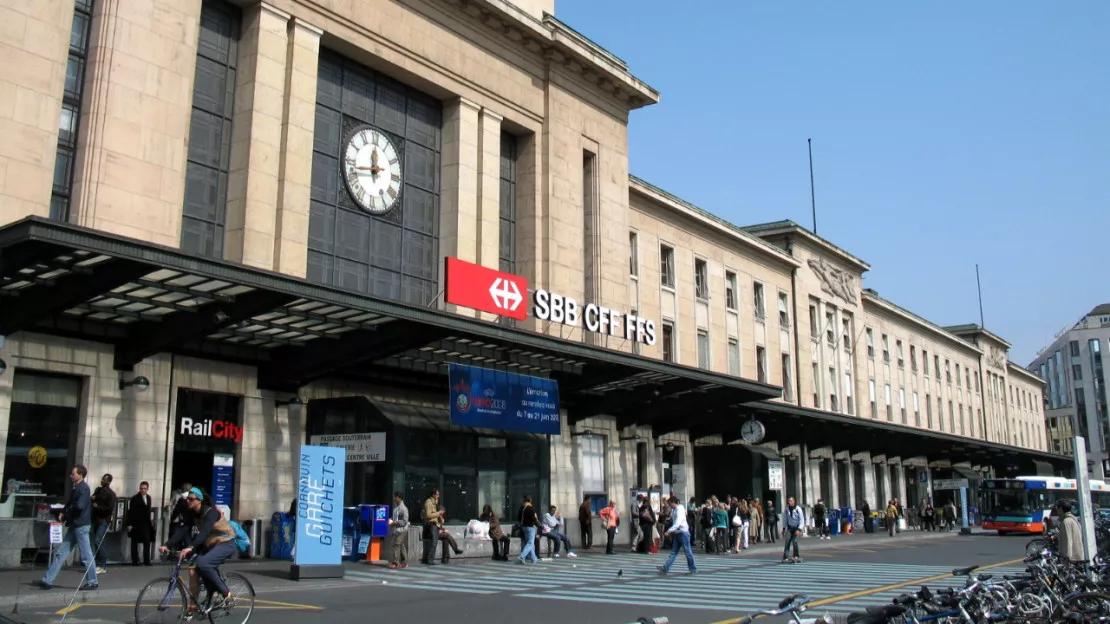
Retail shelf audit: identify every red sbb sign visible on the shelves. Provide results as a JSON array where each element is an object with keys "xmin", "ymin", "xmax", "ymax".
[{"xmin": 444, "ymin": 257, "xmax": 529, "ymax": 320}]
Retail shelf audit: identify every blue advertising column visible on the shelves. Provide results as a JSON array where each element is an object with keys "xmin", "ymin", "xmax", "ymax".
[
  {"xmin": 290, "ymin": 445, "xmax": 346, "ymax": 580},
  {"xmin": 959, "ymin": 487, "xmax": 971, "ymax": 535}
]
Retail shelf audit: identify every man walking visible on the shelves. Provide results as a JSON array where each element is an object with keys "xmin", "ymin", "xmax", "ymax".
[
  {"xmin": 126, "ymin": 481, "xmax": 154, "ymax": 566},
  {"xmin": 813, "ymin": 498, "xmax": 828, "ymax": 540},
  {"xmin": 1055, "ymin": 500, "xmax": 1084, "ymax": 562},
  {"xmin": 578, "ymin": 495, "xmax": 593, "ymax": 550},
  {"xmin": 420, "ymin": 489, "xmax": 443, "ymax": 565},
  {"xmin": 765, "ymin": 500, "xmax": 779, "ymax": 542},
  {"xmin": 39, "ymin": 465, "xmax": 98, "ymax": 590},
  {"xmin": 781, "ymin": 496, "xmax": 804, "ymax": 564},
  {"xmin": 388, "ymin": 492, "xmax": 409, "ymax": 568},
  {"xmin": 657, "ymin": 496, "xmax": 697, "ymax": 575},
  {"xmin": 91, "ymin": 473, "xmax": 116, "ymax": 574}
]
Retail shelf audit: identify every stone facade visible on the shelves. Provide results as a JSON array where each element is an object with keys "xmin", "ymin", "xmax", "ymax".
[{"xmin": 0, "ymin": 0, "xmax": 1054, "ymax": 555}]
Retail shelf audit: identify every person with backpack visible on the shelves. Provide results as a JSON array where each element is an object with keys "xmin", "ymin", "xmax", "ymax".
[{"xmin": 159, "ymin": 488, "xmax": 240, "ymax": 610}]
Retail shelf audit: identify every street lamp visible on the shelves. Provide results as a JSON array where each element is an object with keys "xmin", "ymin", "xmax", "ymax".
[{"xmin": 119, "ymin": 375, "xmax": 151, "ymax": 392}]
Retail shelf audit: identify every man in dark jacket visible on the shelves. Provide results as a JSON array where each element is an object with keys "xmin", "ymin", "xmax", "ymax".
[
  {"xmin": 91, "ymin": 473, "xmax": 117, "ymax": 571},
  {"xmin": 38, "ymin": 464, "xmax": 98, "ymax": 590},
  {"xmin": 127, "ymin": 481, "xmax": 155, "ymax": 566}
]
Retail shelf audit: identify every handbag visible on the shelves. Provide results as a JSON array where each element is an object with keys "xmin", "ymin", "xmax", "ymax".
[
  {"xmin": 731, "ymin": 515, "xmax": 743, "ymax": 527},
  {"xmin": 511, "ymin": 524, "xmax": 522, "ymax": 538}
]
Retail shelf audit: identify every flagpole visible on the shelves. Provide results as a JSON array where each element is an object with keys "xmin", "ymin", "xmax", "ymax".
[
  {"xmin": 975, "ymin": 264, "xmax": 985, "ymax": 327},
  {"xmin": 808, "ymin": 138, "xmax": 817, "ymax": 234}
]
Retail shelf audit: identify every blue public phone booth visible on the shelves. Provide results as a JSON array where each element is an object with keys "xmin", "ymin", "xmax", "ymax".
[{"xmin": 355, "ymin": 504, "xmax": 391, "ymax": 561}]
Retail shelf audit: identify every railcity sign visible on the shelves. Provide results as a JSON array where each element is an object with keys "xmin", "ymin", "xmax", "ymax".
[{"xmin": 444, "ymin": 257, "xmax": 657, "ymax": 346}]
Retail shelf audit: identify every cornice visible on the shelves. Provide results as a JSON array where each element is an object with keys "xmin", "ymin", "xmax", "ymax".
[
  {"xmin": 439, "ymin": 0, "xmax": 660, "ymax": 111},
  {"xmin": 862, "ymin": 290, "xmax": 984, "ymax": 356}
]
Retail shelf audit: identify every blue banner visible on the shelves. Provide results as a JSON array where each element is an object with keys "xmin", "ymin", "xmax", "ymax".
[
  {"xmin": 295, "ymin": 445, "xmax": 346, "ymax": 567},
  {"xmin": 448, "ymin": 364, "xmax": 561, "ymax": 434}
]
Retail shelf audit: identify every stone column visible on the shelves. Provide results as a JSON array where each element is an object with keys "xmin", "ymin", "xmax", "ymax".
[
  {"xmin": 224, "ymin": 2, "xmax": 290, "ymax": 270},
  {"xmin": 70, "ymin": 0, "xmax": 203, "ymax": 246},
  {"xmin": 272, "ymin": 17, "xmax": 322, "ymax": 278},
  {"xmin": 473, "ymin": 108, "xmax": 502, "ymax": 321},
  {"xmin": 0, "ymin": 0, "xmax": 75, "ymax": 224},
  {"xmin": 438, "ymin": 97, "xmax": 481, "ymax": 316}
]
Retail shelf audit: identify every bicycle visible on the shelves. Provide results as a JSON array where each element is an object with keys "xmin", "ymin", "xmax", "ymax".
[
  {"xmin": 737, "ymin": 594, "xmax": 906, "ymax": 624},
  {"xmin": 133, "ymin": 550, "xmax": 255, "ymax": 623}
]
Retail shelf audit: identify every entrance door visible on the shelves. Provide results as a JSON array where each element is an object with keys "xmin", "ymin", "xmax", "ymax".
[{"xmin": 171, "ymin": 389, "xmax": 241, "ymax": 515}]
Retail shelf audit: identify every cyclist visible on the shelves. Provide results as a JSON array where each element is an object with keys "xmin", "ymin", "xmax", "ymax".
[{"xmin": 159, "ymin": 487, "xmax": 237, "ymax": 609}]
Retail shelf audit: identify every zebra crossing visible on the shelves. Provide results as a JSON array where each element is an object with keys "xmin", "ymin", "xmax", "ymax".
[{"xmin": 342, "ymin": 552, "xmax": 1026, "ymax": 615}]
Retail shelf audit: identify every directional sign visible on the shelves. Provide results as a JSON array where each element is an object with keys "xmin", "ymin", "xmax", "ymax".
[
  {"xmin": 444, "ymin": 257, "xmax": 529, "ymax": 320},
  {"xmin": 932, "ymin": 478, "xmax": 969, "ymax": 490}
]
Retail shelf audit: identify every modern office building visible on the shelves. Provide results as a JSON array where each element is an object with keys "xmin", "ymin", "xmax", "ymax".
[
  {"xmin": 0, "ymin": 0, "xmax": 1063, "ymax": 563},
  {"xmin": 1029, "ymin": 304, "xmax": 1110, "ymax": 475}
]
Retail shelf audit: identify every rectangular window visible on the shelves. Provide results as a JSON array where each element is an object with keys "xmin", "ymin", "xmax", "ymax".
[
  {"xmin": 778, "ymin": 292, "xmax": 790, "ymax": 327},
  {"xmin": 948, "ymin": 400, "xmax": 955, "ymax": 432},
  {"xmin": 694, "ymin": 259, "xmax": 709, "ymax": 300},
  {"xmin": 828, "ymin": 367, "xmax": 839, "ymax": 412},
  {"xmin": 180, "ymin": 1, "xmax": 242, "ymax": 258},
  {"xmin": 308, "ymin": 52, "xmax": 442, "ymax": 305},
  {"xmin": 935, "ymin": 355, "xmax": 941, "ymax": 380},
  {"xmin": 956, "ymin": 363, "xmax": 962, "ymax": 387},
  {"xmin": 728, "ymin": 338, "xmax": 740, "ymax": 376},
  {"xmin": 2, "ymin": 372, "xmax": 82, "ymax": 504},
  {"xmin": 809, "ymin": 303, "xmax": 819, "ymax": 340},
  {"xmin": 842, "ymin": 318, "xmax": 852, "ymax": 353},
  {"xmin": 578, "ymin": 435, "xmax": 606, "ymax": 494},
  {"xmin": 945, "ymin": 360, "xmax": 952, "ymax": 384},
  {"xmin": 631, "ymin": 308, "xmax": 641, "ymax": 355},
  {"xmin": 923, "ymin": 350, "xmax": 930, "ymax": 376},
  {"xmin": 660, "ymin": 245, "xmax": 675, "ymax": 288},
  {"xmin": 884, "ymin": 384, "xmax": 892, "ymax": 421},
  {"xmin": 926, "ymin": 394, "xmax": 933, "ymax": 428},
  {"xmin": 756, "ymin": 346, "xmax": 767, "ymax": 383},
  {"xmin": 913, "ymin": 391, "xmax": 920, "ymax": 426},
  {"xmin": 583, "ymin": 150, "xmax": 599, "ymax": 313},
  {"xmin": 1073, "ymin": 364, "xmax": 1083, "ymax": 381},
  {"xmin": 753, "ymin": 282, "xmax": 766, "ymax": 320},
  {"xmin": 628, "ymin": 231, "xmax": 638, "ymax": 277},
  {"xmin": 844, "ymin": 373, "xmax": 855, "ymax": 415},
  {"xmin": 896, "ymin": 340, "xmax": 904, "ymax": 368},
  {"xmin": 868, "ymin": 379, "xmax": 876, "ymax": 415},
  {"xmin": 697, "ymin": 330, "xmax": 710, "ymax": 370},
  {"xmin": 958, "ymin": 404, "xmax": 965, "ymax": 435},
  {"xmin": 866, "ymin": 328, "xmax": 875, "ymax": 358},
  {"xmin": 825, "ymin": 310, "xmax": 836, "ymax": 345},
  {"xmin": 881, "ymin": 334, "xmax": 890, "ymax": 363},
  {"xmin": 782, "ymin": 354, "xmax": 794, "ymax": 401},
  {"xmin": 725, "ymin": 272, "xmax": 738, "ymax": 310},
  {"xmin": 965, "ymin": 368, "xmax": 971, "ymax": 389},
  {"xmin": 813, "ymin": 363, "xmax": 822, "ymax": 408},
  {"xmin": 662, "ymin": 322, "xmax": 674, "ymax": 362},
  {"xmin": 910, "ymin": 345, "xmax": 918, "ymax": 371},
  {"xmin": 899, "ymin": 387, "xmax": 907, "ymax": 423},
  {"xmin": 50, "ymin": 0, "xmax": 95, "ymax": 221},
  {"xmin": 498, "ymin": 133, "xmax": 518, "ymax": 327},
  {"xmin": 1071, "ymin": 340, "xmax": 1081, "ymax": 357}
]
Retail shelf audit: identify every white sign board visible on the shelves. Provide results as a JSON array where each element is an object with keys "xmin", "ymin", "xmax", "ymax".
[
  {"xmin": 768, "ymin": 460, "xmax": 785, "ymax": 491},
  {"xmin": 48, "ymin": 522, "xmax": 62, "ymax": 545},
  {"xmin": 309, "ymin": 432, "xmax": 386, "ymax": 462},
  {"xmin": 932, "ymin": 478, "xmax": 969, "ymax": 490}
]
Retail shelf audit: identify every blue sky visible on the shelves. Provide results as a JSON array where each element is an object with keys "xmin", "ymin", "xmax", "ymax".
[{"xmin": 554, "ymin": 1, "xmax": 1109, "ymax": 365}]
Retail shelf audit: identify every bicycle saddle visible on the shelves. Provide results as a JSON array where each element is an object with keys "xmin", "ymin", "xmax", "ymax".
[
  {"xmin": 976, "ymin": 573, "xmax": 993, "ymax": 581},
  {"xmin": 951, "ymin": 565, "xmax": 979, "ymax": 576},
  {"xmin": 846, "ymin": 604, "xmax": 906, "ymax": 624}
]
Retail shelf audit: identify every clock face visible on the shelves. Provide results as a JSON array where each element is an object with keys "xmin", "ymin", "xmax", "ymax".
[
  {"xmin": 342, "ymin": 127, "xmax": 402, "ymax": 215},
  {"xmin": 741, "ymin": 420, "xmax": 765, "ymax": 444}
]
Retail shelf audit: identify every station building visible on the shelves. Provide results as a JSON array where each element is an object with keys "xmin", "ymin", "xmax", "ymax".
[{"xmin": 0, "ymin": 0, "xmax": 1064, "ymax": 559}]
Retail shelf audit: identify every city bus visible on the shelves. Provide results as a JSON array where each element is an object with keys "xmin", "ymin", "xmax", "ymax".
[{"xmin": 980, "ymin": 476, "xmax": 1110, "ymax": 535}]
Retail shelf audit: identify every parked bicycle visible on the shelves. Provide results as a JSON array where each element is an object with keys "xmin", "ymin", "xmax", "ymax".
[
  {"xmin": 133, "ymin": 550, "xmax": 255, "ymax": 623},
  {"xmin": 736, "ymin": 593, "xmax": 906, "ymax": 624}
]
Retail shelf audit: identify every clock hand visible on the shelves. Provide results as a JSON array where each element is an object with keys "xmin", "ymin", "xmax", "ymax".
[{"xmin": 368, "ymin": 149, "xmax": 383, "ymax": 176}]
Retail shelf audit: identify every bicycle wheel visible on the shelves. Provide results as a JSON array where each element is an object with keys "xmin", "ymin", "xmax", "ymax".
[
  {"xmin": 1025, "ymin": 538, "xmax": 1046, "ymax": 556},
  {"xmin": 135, "ymin": 577, "xmax": 188, "ymax": 624},
  {"xmin": 209, "ymin": 572, "xmax": 255, "ymax": 623},
  {"xmin": 1055, "ymin": 592, "xmax": 1110, "ymax": 623}
]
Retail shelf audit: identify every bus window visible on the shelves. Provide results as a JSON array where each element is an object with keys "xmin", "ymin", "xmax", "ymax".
[{"xmin": 983, "ymin": 490, "xmax": 1028, "ymax": 514}]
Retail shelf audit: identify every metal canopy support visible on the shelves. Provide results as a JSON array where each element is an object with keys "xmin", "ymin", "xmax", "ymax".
[
  {"xmin": 0, "ymin": 259, "xmax": 151, "ymax": 335},
  {"xmin": 113, "ymin": 290, "xmax": 296, "ymax": 370},
  {"xmin": 258, "ymin": 320, "xmax": 448, "ymax": 391},
  {"xmin": 556, "ymin": 363, "xmax": 635, "ymax": 394},
  {"xmin": 568, "ymin": 378, "xmax": 711, "ymax": 424}
]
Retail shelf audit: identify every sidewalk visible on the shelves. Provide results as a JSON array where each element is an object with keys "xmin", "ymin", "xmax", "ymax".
[{"xmin": 0, "ymin": 528, "xmax": 967, "ymax": 610}]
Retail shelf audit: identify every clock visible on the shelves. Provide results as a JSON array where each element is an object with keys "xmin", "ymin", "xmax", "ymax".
[
  {"xmin": 740, "ymin": 419, "xmax": 766, "ymax": 444},
  {"xmin": 342, "ymin": 126, "xmax": 402, "ymax": 215}
]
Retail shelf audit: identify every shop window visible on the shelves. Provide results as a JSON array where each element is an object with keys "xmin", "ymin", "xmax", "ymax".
[
  {"xmin": 477, "ymin": 437, "xmax": 509, "ymax": 520},
  {"xmin": 440, "ymin": 432, "xmax": 477, "ymax": 523},
  {"xmin": 577, "ymin": 435, "xmax": 605, "ymax": 495},
  {"xmin": 2, "ymin": 372, "xmax": 82, "ymax": 511}
]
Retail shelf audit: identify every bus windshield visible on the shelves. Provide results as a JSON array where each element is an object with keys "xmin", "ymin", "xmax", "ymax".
[{"xmin": 982, "ymin": 489, "xmax": 1029, "ymax": 515}]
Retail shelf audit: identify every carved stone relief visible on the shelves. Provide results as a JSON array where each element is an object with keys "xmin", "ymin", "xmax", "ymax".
[
  {"xmin": 988, "ymin": 345, "xmax": 1007, "ymax": 370},
  {"xmin": 807, "ymin": 257, "xmax": 857, "ymax": 306}
]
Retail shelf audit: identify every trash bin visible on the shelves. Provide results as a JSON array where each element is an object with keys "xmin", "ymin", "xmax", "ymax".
[
  {"xmin": 241, "ymin": 519, "xmax": 264, "ymax": 558},
  {"xmin": 343, "ymin": 507, "xmax": 361, "ymax": 561},
  {"xmin": 269, "ymin": 512, "xmax": 294, "ymax": 560},
  {"xmin": 827, "ymin": 509, "xmax": 840, "ymax": 536}
]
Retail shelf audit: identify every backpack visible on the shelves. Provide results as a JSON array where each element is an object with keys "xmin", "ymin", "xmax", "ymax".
[{"xmin": 227, "ymin": 520, "xmax": 251, "ymax": 553}]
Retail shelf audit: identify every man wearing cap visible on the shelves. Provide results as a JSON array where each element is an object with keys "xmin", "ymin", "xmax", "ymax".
[{"xmin": 160, "ymin": 487, "xmax": 238, "ymax": 610}]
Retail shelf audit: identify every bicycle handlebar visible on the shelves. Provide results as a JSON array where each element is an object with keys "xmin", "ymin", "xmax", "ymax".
[{"xmin": 735, "ymin": 594, "xmax": 812, "ymax": 623}]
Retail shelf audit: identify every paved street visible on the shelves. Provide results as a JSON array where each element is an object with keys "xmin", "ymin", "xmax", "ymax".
[{"xmin": 0, "ymin": 530, "xmax": 1029, "ymax": 624}]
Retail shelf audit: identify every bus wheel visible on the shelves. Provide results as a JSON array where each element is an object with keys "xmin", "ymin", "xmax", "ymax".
[{"xmin": 998, "ymin": 531, "xmax": 1008, "ymax": 536}]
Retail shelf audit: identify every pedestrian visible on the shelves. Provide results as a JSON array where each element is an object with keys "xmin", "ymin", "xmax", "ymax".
[
  {"xmin": 813, "ymin": 498, "xmax": 828, "ymax": 540},
  {"xmin": 657, "ymin": 496, "xmax": 697, "ymax": 575},
  {"xmin": 636, "ymin": 497, "xmax": 655, "ymax": 554},
  {"xmin": 388, "ymin": 492, "xmax": 409, "ymax": 568},
  {"xmin": 765, "ymin": 500, "xmax": 779, "ymax": 542},
  {"xmin": 599, "ymin": 499, "xmax": 619, "ymax": 554},
  {"xmin": 886, "ymin": 500, "xmax": 898, "ymax": 537},
  {"xmin": 700, "ymin": 499, "xmax": 716, "ymax": 553},
  {"xmin": 861, "ymin": 501, "xmax": 872, "ymax": 533},
  {"xmin": 91, "ymin": 473, "xmax": 116, "ymax": 573},
  {"xmin": 578, "ymin": 495, "xmax": 593, "ymax": 550},
  {"xmin": 168, "ymin": 481, "xmax": 192, "ymax": 541},
  {"xmin": 435, "ymin": 504, "xmax": 464, "ymax": 563},
  {"xmin": 630, "ymin": 493, "xmax": 646, "ymax": 553},
  {"xmin": 480, "ymin": 504, "xmax": 509, "ymax": 561},
  {"xmin": 1054, "ymin": 500, "xmax": 1084, "ymax": 562},
  {"xmin": 517, "ymin": 496, "xmax": 541, "ymax": 564},
  {"xmin": 38, "ymin": 464, "xmax": 98, "ymax": 590},
  {"xmin": 420, "ymin": 489, "xmax": 443, "ymax": 565},
  {"xmin": 127, "ymin": 481, "xmax": 154, "ymax": 566},
  {"xmin": 781, "ymin": 496, "xmax": 804, "ymax": 564},
  {"xmin": 750, "ymin": 498, "xmax": 763, "ymax": 544}
]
